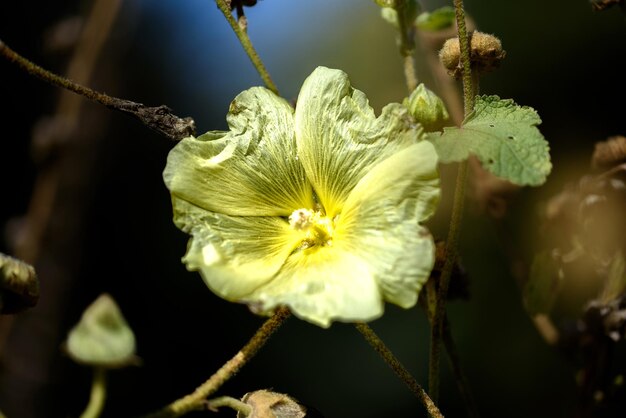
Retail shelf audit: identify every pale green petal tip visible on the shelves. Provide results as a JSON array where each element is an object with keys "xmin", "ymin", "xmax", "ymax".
[
  {"xmin": 66, "ymin": 294, "xmax": 136, "ymax": 368},
  {"xmin": 247, "ymin": 250, "xmax": 384, "ymax": 328}
]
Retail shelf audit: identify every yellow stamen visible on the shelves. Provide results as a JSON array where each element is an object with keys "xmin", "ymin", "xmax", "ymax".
[{"xmin": 289, "ymin": 208, "xmax": 335, "ymax": 247}]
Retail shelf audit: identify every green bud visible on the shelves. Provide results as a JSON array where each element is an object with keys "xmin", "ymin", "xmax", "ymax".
[
  {"xmin": 403, "ymin": 84, "xmax": 450, "ymax": 132},
  {"xmin": 380, "ymin": 7, "xmax": 400, "ymax": 28},
  {"xmin": 377, "ymin": 0, "xmax": 421, "ymax": 29},
  {"xmin": 66, "ymin": 294, "xmax": 137, "ymax": 368}
]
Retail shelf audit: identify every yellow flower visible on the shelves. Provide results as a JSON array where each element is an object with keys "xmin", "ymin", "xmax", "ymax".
[{"xmin": 163, "ymin": 67, "xmax": 440, "ymax": 327}]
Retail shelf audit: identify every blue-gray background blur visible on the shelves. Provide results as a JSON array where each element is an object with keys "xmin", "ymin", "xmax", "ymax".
[{"xmin": 1, "ymin": 1, "xmax": 625, "ymax": 417}]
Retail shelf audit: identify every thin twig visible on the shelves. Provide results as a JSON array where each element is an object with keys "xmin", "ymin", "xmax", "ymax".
[
  {"xmin": 144, "ymin": 308, "xmax": 291, "ymax": 418},
  {"xmin": 355, "ymin": 323, "xmax": 444, "ymax": 418},
  {"xmin": 206, "ymin": 396, "xmax": 252, "ymax": 415},
  {"xmin": 442, "ymin": 318, "xmax": 479, "ymax": 418},
  {"xmin": 215, "ymin": 0, "xmax": 279, "ymax": 95},
  {"xmin": 428, "ymin": 161, "xmax": 468, "ymax": 403},
  {"xmin": 395, "ymin": 1, "xmax": 418, "ymax": 92},
  {"xmin": 421, "ymin": 282, "xmax": 479, "ymax": 417},
  {"xmin": 428, "ymin": 0, "xmax": 473, "ymax": 404},
  {"xmin": 454, "ymin": 1, "xmax": 474, "ymax": 116},
  {"xmin": 0, "ymin": 40, "xmax": 195, "ymax": 141}
]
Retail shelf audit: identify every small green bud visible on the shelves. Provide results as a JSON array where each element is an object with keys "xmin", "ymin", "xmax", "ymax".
[
  {"xmin": 380, "ymin": 7, "xmax": 400, "ymax": 28},
  {"xmin": 377, "ymin": 0, "xmax": 421, "ymax": 30},
  {"xmin": 66, "ymin": 294, "xmax": 137, "ymax": 368},
  {"xmin": 0, "ymin": 253, "xmax": 39, "ymax": 314},
  {"xmin": 403, "ymin": 84, "xmax": 450, "ymax": 132}
]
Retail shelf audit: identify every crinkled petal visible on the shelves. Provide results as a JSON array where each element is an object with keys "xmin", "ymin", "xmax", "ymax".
[
  {"xmin": 295, "ymin": 66, "xmax": 423, "ymax": 217},
  {"xmin": 248, "ymin": 247, "xmax": 383, "ymax": 328},
  {"xmin": 336, "ymin": 141, "xmax": 440, "ymax": 308},
  {"xmin": 164, "ymin": 87, "xmax": 313, "ymax": 217},
  {"xmin": 173, "ymin": 198, "xmax": 305, "ymax": 300}
]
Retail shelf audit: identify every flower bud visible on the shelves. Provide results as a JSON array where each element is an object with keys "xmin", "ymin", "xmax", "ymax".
[
  {"xmin": 237, "ymin": 390, "xmax": 307, "ymax": 418},
  {"xmin": 403, "ymin": 84, "xmax": 450, "ymax": 132},
  {"xmin": 66, "ymin": 294, "xmax": 137, "ymax": 368},
  {"xmin": 439, "ymin": 31, "xmax": 506, "ymax": 79}
]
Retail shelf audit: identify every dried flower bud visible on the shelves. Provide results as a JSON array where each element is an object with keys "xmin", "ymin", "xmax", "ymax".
[
  {"xmin": 591, "ymin": 135, "xmax": 626, "ymax": 169},
  {"xmin": 439, "ymin": 31, "xmax": 506, "ymax": 79},
  {"xmin": 237, "ymin": 390, "xmax": 307, "ymax": 418},
  {"xmin": 0, "ymin": 253, "xmax": 39, "ymax": 314}
]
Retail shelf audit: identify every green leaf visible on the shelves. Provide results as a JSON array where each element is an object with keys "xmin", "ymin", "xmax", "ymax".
[
  {"xmin": 524, "ymin": 251, "xmax": 562, "ymax": 315},
  {"xmin": 66, "ymin": 294, "xmax": 136, "ymax": 368},
  {"xmin": 426, "ymin": 95, "xmax": 552, "ymax": 186},
  {"xmin": 415, "ymin": 7, "xmax": 456, "ymax": 31}
]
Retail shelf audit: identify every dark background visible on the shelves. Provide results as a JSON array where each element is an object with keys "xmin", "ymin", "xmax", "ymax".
[{"xmin": 1, "ymin": 0, "xmax": 625, "ymax": 417}]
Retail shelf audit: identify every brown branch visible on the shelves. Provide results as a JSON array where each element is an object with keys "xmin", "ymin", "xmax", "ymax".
[
  {"xmin": 0, "ymin": 39, "xmax": 195, "ymax": 141},
  {"xmin": 144, "ymin": 307, "xmax": 291, "ymax": 418},
  {"xmin": 355, "ymin": 323, "xmax": 444, "ymax": 418}
]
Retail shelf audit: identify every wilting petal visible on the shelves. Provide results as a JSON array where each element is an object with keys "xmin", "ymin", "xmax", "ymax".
[
  {"xmin": 164, "ymin": 87, "xmax": 313, "ymax": 217},
  {"xmin": 295, "ymin": 66, "xmax": 423, "ymax": 217},
  {"xmin": 248, "ymin": 247, "xmax": 383, "ymax": 328},
  {"xmin": 336, "ymin": 141, "xmax": 440, "ymax": 308},
  {"xmin": 173, "ymin": 198, "xmax": 305, "ymax": 300}
]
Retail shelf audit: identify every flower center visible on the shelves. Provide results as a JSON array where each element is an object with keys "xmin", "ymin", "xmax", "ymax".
[{"xmin": 289, "ymin": 208, "xmax": 335, "ymax": 248}]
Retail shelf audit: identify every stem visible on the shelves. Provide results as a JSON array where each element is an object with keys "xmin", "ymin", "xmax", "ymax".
[
  {"xmin": 403, "ymin": 55, "xmax": 418, "ymax": 93},
  {"xmin": 215, "ymin": 0, "xmax": 279, "ymax": 95},
  {"xmin": 206, "ymin": 396, "xmax": 252, "ymax": 415},
  {"xmin": 428, "ymin": 0, "xmax": 474, "ymax": 404},
  {"xmin": 396, "ymin": 1, "xmax": 418, "ymax": 91},
  {"xmin": 421, "ymin": 283, "xmax": 478, "ymax": 417},
  {"xmin": 442, "ymin": 318, "xmax": 479, "ymax": 418},
  {"xmin": 0, "ymin": 40, "xmax": 195, "ymax": 141},
  {"xmin": 355, "ymin": 323, "xmax": 443, "ymax": 418},
  {"xmin": 454, "ymin": 1, "xmax": 474, "ymax": 116},
  {"xmin": 80, "ymin": 368, "xmax": 107, "ymax": 418},
  {"xmin": 145, "ymin": 308, "xmax": 290, "ymax": 418}
]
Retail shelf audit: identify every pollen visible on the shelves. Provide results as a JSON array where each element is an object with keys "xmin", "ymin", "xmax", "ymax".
[{"xmin": 289, "ymin": 208, "xmax": 335, "ymax": 247}]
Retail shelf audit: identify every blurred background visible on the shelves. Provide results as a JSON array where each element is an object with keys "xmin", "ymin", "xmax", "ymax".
[{"xmin": 1, "ymin": 0, "xmax": 625, "ymax": 416}]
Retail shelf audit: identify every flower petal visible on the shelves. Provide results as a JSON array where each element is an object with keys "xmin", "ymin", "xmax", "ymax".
[
  {"xmin": 336, "ymin": 141, "xmax": 440, "ymax": 308},
  {"xmin": 173, "ymin": 198, "xmax": 305, "ymax": 300},
  {"xmin": 295, "ymin": 66, "xmax": 423, "ymax": 217},
  {"xmin": 164, "ymin": 87, "xmax": 313, "ymax": 217},
  {"xmin": 248, "ymin": 247, "xmax": 383, "ymax": 328}
]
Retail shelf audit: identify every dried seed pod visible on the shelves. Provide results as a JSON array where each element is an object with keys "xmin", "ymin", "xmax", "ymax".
[
  {"xmin": 237, "ymin": 390, "xmax": 307, "ymax": 418},
  {"xmin": 439, "ymin": 31, "xmax": 506, "ymax": 79},
  {"xmin": 0, "ymin": 253, "xmax": 39, "ymax": 314},
  {"xmin": 592, "ymin": 135, "xmax": 626, "ymax": 169}
]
